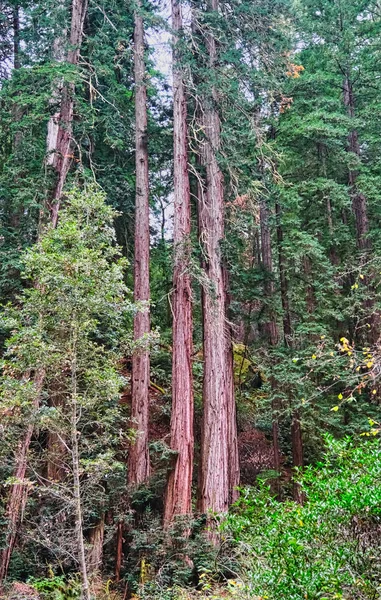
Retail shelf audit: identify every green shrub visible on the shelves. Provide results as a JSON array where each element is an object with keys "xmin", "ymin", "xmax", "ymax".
[{"xmin": 225, "ymin": 436, "xmax": 381, "ymax": 600}]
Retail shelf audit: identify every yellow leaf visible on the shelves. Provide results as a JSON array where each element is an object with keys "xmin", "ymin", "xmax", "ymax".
[
  {"xmin": 311, "ymin": 354, "xmax": 317, "ymax": 360},
  {"xmin": 331, "ymin": 406, "xmax": 339, "ymax": 412},
  {"xmin": 367, "ymin": 361, "xmax": 373, "ymax": 369},
  {"xmin": 338, "ymin": 393, "xmax": 343, "ymax": 400},
  {"xmin": 360, "ymin": 274, "xmax": 364, "ymax": 279},
  {"xmin": 372, "ymin": 389, "xmax": 377, "ymax": 395}
]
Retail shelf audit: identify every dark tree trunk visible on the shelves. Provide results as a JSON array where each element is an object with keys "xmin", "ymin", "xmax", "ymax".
[
  {"xmin": 343, "ymin": 75, "xmax": 370, "ymax": 252},
  {"xmin": 164, "ymin": 0, "xmax": 194, "ymax": 525},
  {"xmin": 13, "ymin": 6, "xmax": 20, "ymax": 70},
  {"xmin": 275, "ymin": 202, "xmax": 292, "ymax": 343},
  {"xmin": 115, "ymin": 521, "xmax": 124, "ymax": 582},
  {"xmin": 275, "ymin": 203, "xmax": 304, "ymax": 502},
  {"xmin": 128, "ymin": 0, "xmax": 151, "ymax": 486},
  {"xmin": 197, "ymin": 0, "xmax": 239, "ymax": 518},
  {"xmin": 259, "ymin": 195, "xmax": 281, "ymax": 495}
]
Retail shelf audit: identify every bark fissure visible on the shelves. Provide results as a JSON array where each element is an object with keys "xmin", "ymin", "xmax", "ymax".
[
  {"xmin": 128, "ymin": 0, "xmax": 151, "ymax": 486},
  {"xmin": 164, "ymin": 0, "xmax": 194, "ymax": 525}
]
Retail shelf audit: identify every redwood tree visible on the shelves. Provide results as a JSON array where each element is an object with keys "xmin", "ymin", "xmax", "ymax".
[
  {"xmin": 197, "ymin": 0, "xmax": 239, "ymax": 516},
  {"xmin": 45, "ymin": 0, "xmax": 88, "ymax": 226},
  {"xmin": 128, "ymin": 0, "xmax": 151, "ymax": 486},
  {"xmin": 164, "ymin": 0, "xmax": 194, "ymax": 524}
]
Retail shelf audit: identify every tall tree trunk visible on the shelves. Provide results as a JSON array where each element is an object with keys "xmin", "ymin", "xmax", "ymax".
[
  {"xmin": 343, "ymin": 75, "xmax": 370, "ymax": 253},
  {"xmin": 0, "ymin": 369, "xmax": 44, "ymax": 584},
  {"xmin": 259, "ymin": 195, "xmax": 281, "ymax": 495},
  {"xmin": 343, "ymin": 74, "xmax": 378, "ymax": 344},
  {"xmin": 276, "ymin": 202, "xmax": 292, "ymax": 342},
  {"xmin": 128, "ymin": 0, "xmax": 150, "ymax": 486},
  {"xmin": 46, "ymin": 0, "xmax": 88, "ymax": 227},
  {"xmin": 71, "ymin": 358, "xmax": 91, "ymax": 600},
  {"xmin": 197, "ymin": 0, "xmax": 239, "ymax": 517},
  {"xmin": 13, "ymin": 5, "xmax": 20, "ymax": 70},
  {"xmin": 275, "ymin": 203, "xmax": 304, "ymax": 502},
  {"xmin": 164, "ymin": 0, "xmax": 194, "ymax": 525}
]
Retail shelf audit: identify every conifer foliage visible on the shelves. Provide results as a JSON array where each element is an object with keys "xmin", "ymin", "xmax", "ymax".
[{"xmin": 0, "ymin": 0, "xmax": 381, "ymax": 598}]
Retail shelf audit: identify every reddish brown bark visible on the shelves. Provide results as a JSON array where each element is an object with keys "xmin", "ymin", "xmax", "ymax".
[
  {"xmin": 46, "ymin": 0, "xmax": 88, "ymax": 227},
  {"xmin": 0, "ymin": 369, "xmax": 44, "ymax": 584},
  {"xmin": 128, "ymin": 1, "xmax": 150, "ymax": 486},
  {"xmin": 197, "ymin": 0, "xmax": 239, "ymax": 517},
  {"xmin": 164, "ymin": 0, "xmax": 194, "ymax": 524}
]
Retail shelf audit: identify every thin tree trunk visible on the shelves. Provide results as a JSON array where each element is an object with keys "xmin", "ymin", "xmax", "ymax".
[
  {"xmin": 259, "ymin": 195, "xmax": 281, "ymax": 496},
  {"xmin": 46, "ymin": 0, "xmax": 88, "ymax": 227},
  {"xmin": 71, "ymin": 337, "xmax": 91, "ymax": 600},
  {"xmin": 115, "ymin": 521, "xmax": 124, "ymax": 582},
  {"xmin": 128, "ymin": 0, "xmax": 150, "ymax": 486},
  {"xmin": 291, "ymin": 409, "xmax": 304, "ymax": 504},
  {"xmin": 0, "ymin": 369, "xmax": 44, "ymax": 584},
  {"xmin": 275, "ymin": 203, "xmax": 304, "ymax": 502},
  {"xmin": 13, "ymin": 6, "xmax": 20, "ymax": 70},
  {"xmin": 343, "ymin": 75, "xmax": 370, "ymax": 253},
  {"xmin": 197, "ymin": 0, "xmax": 239, "ymax": 518},
  {"xmin": 275, "ymin": 202, "xmax": 292, "ymax": 342},
  {"xmin": 164, "ymin": 0, "xmax": 194, "ymax": 525}
]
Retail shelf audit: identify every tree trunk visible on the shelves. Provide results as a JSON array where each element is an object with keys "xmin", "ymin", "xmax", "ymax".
[
  {"xmin": 72, "ymin": 402, "xmax": 90, "ymax": 600},
  {"xmin": 275, "ymin": 202, "xmax": 292, "ymax": 343},
  {"xmin": 0, "ymin": 369, "xmax": 44, "ymax": 584},
  {"xmin": 275, "ymin": 203, "xmax": 304, "ymax": 502},
  {"xmin": 13, "ymin": 6, "xmax": 20, "ymax": 70},
  {"xmin": 115, "ymin": 521, "xmax": 124, "ymax": 582},
  {"xmin": 128, "ymin": 0, "xmax": 150, "ymax": 486},
  {"xmin": 87, "ymin": 515, "xmax": 105, "ymax": 576},
  {"xmin": 164, "ymin": 0, "xmax": 194, "ymax": 525},
  {"xmin": 46, "ymin": 0, "xmax": 88, "ymax": 227},
  {"xmin": 343, "ymin": 75, "xmax": 370, "ymax": 252},
  {"xmin": 259, "ymin": 195, "xmax": 281, "ymax": 495},
  {"xmin": 197, "ymin": 0, "xmax": 239, "ymax": 517}
]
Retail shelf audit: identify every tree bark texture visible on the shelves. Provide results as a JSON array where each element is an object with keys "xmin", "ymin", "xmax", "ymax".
[
  {"xmin": 197, "ymin": 0, "xmax": 239, "ymax": 516},
  {"xmin": 0, "ymin": 369, "xmax": 44, "ymax": 584},
  {"xmin": 46, "ymin": 0, "xmax": 88, "ymax": 227},
  {"xmin": 128, "ymin": 0, "xmax": 151, "ymax": 486},
  {"xmin": 164, "ymin": 0, "xmax": 194, "ymax": 524},
  {"xmin": 87, "ymin": 516, "xmax": 105, "ymax": 575}
]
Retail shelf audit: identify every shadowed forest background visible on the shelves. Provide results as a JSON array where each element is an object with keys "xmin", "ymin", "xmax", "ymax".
[{"xmin": 0, "ymin": 0, "xmax": 381, "ymax": 598}]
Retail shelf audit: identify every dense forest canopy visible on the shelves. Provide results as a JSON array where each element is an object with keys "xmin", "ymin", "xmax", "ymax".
[{"xmin": 0, "ymin": 0, "xmax": 380, "ymax": 599}]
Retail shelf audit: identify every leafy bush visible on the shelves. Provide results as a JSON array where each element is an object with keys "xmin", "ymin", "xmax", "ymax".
[
  {"xmin": 225, "ymin": 437, "xmax": 381, "ymax": 600},
  {"xmin": 28, "ymin": 575, "xmax": 81, "ymax": 599}
]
